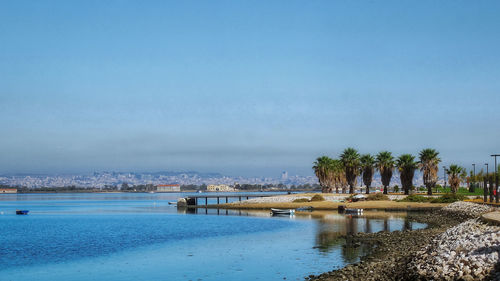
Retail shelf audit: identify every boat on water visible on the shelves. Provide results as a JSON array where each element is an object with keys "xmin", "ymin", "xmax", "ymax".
[
  {"xmin": 168, "ymin": 201, "xmax": 177, "ymax": 205},
  {"xmin": 344, "ymin": 208, "xmax": 363, "ymax": 214},
  {"xmin": 338, "ymin": 205, "xmax": 363, "ymax": 214},
  {"xmin": 16, "ymin": 210, "xmax": 29, "ymax": 215},
  {"xmin": 270, "ymin": 208, "xmax": 295, "ymax": 216}
]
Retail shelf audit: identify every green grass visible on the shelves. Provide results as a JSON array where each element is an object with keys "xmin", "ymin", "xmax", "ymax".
[
  {"xmin": 397, "ymin": 193, "xmax": 466, "ymax": 203},
  {"xmin": 435, "ymin": 187, "xmax": 485, "ymax": 196},
  {"xmin": 398, "ymin": 194, "xmax": 431, "ymax": 202},
  {"xmin": 366, "ymin": 193, "xmax": 389, "ymax": 201},
  {"xmin": 430, "ymin": 193, "xmax": 466, "ymax": 203},
  {"xmin": 310, "ymin": 194, "xmax": 325, "ymax": 201}
]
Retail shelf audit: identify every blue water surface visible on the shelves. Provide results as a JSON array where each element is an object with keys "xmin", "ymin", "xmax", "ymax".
[{"xmin": 0, "ymin": 193, "xmax": 424, "ymax": 281}]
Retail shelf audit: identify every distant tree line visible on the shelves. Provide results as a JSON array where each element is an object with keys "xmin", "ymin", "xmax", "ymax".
[
  {"xmin": 4, "ymin": 182, "xmax": 321, "ymax": 193},
  {"xmin": 16, "ymin": 185, "xmax": 113, "ymax": 193}
]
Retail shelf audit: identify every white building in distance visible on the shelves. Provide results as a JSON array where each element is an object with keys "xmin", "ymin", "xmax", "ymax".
[
  {"xmin": 207, "ymin": 184, "xmax": 235, "ymax": 192},
  {"xmin": 156, "ymin": 184, "xmax": 181, "ymax": 192}
]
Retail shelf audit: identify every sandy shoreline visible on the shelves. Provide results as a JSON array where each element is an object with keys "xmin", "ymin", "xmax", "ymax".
[{"xmin": 205, "ymin": 193, "xmax": 448, "ymax": 210}]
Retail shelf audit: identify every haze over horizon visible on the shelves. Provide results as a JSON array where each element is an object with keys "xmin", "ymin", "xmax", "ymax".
[{"xmin": 1, "ymin": 1, "xmax": 499, "ymax": 177}]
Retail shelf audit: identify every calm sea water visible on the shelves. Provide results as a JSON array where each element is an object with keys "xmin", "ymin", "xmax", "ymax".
[{"xmin": 0, "ymin": 193, "xmax": 425, "ymax": 281}]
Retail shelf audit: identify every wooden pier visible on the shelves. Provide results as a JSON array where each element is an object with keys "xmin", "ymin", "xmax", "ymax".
[{"xmin": 182, "ymin": 194, "xmax": 275, "ymax": 206}]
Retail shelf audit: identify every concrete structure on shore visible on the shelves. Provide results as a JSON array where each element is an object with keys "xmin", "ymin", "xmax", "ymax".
[
  {"xmin": 482, "ymin": 211, "xmax": 500, "ymax": 225},
  {"xmin": 156, "ymin": 184, "xmax": 180, "ymax": 192},
  {"xmin": 0, "ymin": 188, "xmax": 17, "ymax": 193},
  {"xmin": 207, "ymin": 184, "xmax": 235, "ymax": 192}
]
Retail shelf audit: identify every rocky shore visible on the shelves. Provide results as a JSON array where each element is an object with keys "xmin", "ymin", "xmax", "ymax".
[{"xmin": 307, "ymin": 202, "xmax": 498, "ymax": 281}]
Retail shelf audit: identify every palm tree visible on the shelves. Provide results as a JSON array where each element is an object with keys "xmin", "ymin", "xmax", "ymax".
[
  {"xmin": 313, "ymin": 156, "xmax": 333, "ymax": 193},
  {"xmin": 340, "ymin": 148, "xmax": 360, "ymax": 194},
  {"xmin": 376, "ymin": 151, "xmax": 394, "ymax": 194},
  {"xmin": 360, "ymin": 154, "xmax": 375, "ymax": 194},
  {"xmin": 446, "ymin": 164, "xmax": 467, "ymax": 194},
  {"xmin": 396, "ymin": 154, "xmax": 419, "ymax": 195},
  {"xmin": 328, "ymin": 159, "xmax": 345, "ymax": 193},
  {"xmin": 419, "ymin": 148, "xmax": 441, "ymax": 195},
  {"xmin": 313, "ymin": 157, "xmax": 346, "ymax": 193}
]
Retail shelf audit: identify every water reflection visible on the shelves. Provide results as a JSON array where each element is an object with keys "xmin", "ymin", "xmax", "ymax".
[
  {"xmin": 310, "ymin": 211, "xmax": 425, "ymax": 262},
  {"xmin": 179, "ymin": 208, "xmax": 425, "ymax": 233},
  {"xmin": 180, "ymin": 207, "xmax": 426, "ymax": 264},
  {"xmin": 177, "ymin": 207, "xmax": 274, "ymax": 217}
]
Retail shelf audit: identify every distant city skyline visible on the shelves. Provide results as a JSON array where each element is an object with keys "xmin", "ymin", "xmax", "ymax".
[
  {"xmin": 1, "ymin": 1, "xmax": 499, "ymax": 176},
  {"xmin": 0, "ymin": 169, "xmax": 428, "ymax": 189}
]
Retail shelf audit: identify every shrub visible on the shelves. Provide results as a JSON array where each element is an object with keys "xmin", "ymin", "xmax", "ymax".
[
  {"xmin": 366, "ymin": 193, "xmax": 389, "ymax": 201},
  {"xmin": 398, "ymin": 194, "xmax": 431, "ymax": 202},
  {"xmin": 393, "ymin": 185, "xmax": 399, "ymax": 193},
  {"xmin": 293, "ymin": 198, "xmax": 310, "ymax": 203},
  {"xmin": 430, "ymin": 193, "xmax": 466, "ymax": 203},
  {"xmin": 310, "ymin": 194, "xmax": 325, "ymax": 201}
]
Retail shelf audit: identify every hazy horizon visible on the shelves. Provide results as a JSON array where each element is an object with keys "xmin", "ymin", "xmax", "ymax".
[{"xmin": 1, "ymin": 1, "xmax": 499, "ymax": 177}]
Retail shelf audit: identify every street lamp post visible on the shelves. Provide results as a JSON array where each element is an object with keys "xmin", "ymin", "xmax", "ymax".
[
  {"xmin": 484, "ymin": 163, "xmax": 489, "ymax": 202},
  {"xmin": 491, "ymin": 154, "xmax": 500, "ymax": 204},
  {"xmin": 471, "ymin": 163, "xmax": 476, "ymax": 193}
]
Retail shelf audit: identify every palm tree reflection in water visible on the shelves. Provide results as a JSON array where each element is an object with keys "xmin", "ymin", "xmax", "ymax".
[{"xmin": 313, "ymin": 213, "xmax": 417, "ymax": 263}]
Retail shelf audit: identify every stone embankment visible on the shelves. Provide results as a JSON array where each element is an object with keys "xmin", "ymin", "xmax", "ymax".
[
  {"xmin": 441, "ymin": 201, "xmax": 493, "ymax": 219},
  {"xmin": 308, "ymin": 201, "xmax": 499, "ymax": 281},
  {"xmin": 410, "ymin": 218, "xmax": 500, "ymax": 280},
  {"xmin": 409, "ymin": 202, "xmax": 499, "ymax": 281}
]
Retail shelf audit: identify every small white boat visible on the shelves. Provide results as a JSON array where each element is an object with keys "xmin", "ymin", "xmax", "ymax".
[
  {"xmin": 353, "ymin": 194, "xmax": 366, "ymax": 200},
  {"xmin": 344, "ymin": 208, "xmax": 363, "ymax": 214},
  {"xmin": 338, "ymin": 205, "xmax": 363, "ymax": 214},
  {"xmin": 168, "ymin": 201, "xmax": 177, "ymax": 205},
  {"xmin": 270, "ymin": 208, "xmax": 295, "ymax": 216}
]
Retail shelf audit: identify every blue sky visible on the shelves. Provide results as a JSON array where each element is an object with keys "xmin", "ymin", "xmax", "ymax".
[{"xmin": 1, "ymin": 0, "xmax": 499, "ymax": 176}]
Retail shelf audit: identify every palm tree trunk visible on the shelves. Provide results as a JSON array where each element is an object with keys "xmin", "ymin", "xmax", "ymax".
[
  {"xmin": 365, "ymin": 185, "xmax": 370, "ymax": 194},
  {"xmin": 349, "ymin": 184, "xmax": 354, "ymax": 194},
  {"xmin": 383, "ymin": 185, "xmax": 388, "ymax": 194},
  {"xmin": 427, "ymin": 186, "xmax": 432, "ymax": 196},
  {"xmin": 404, "ymin": 184, "xmax": 409, "ymax": 195}
]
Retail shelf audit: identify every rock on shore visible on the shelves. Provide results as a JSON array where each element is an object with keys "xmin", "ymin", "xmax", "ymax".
[
  {"xmin": 409, "ymin": 202, "xmax": 499, "ymax": 281},
  {"xmin": 441, "ymin": 201, "xmax": 493, "ymax": 219},
  {"xmin": 410, "ymin": 218, "xmax": 500, "ymax": 280}
]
